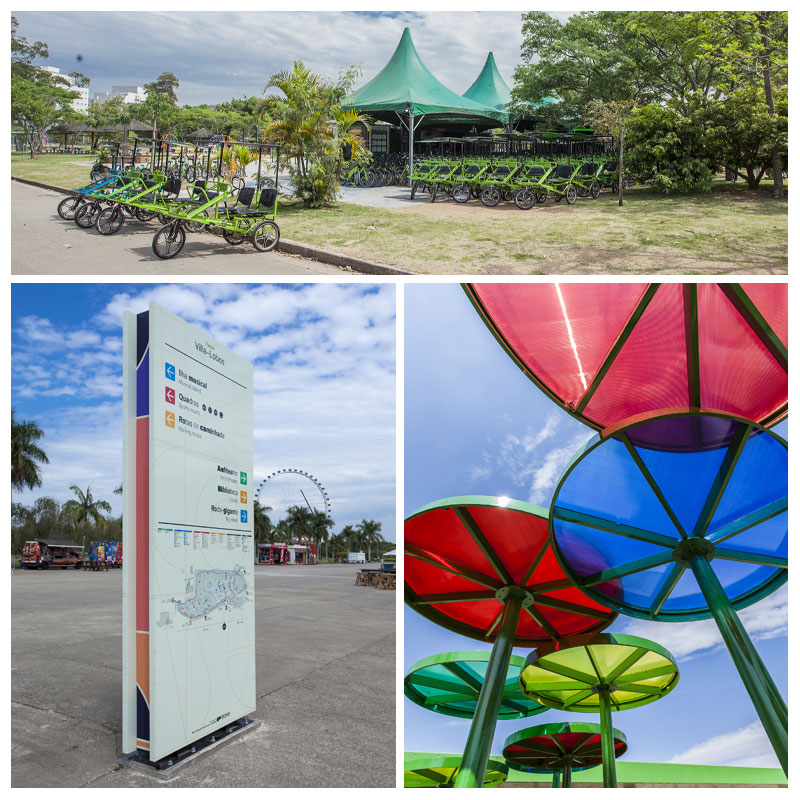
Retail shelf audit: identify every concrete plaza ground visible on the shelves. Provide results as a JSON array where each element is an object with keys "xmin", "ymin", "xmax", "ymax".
[
  {"xmin": 11, "ymin": 564, "xmax": 395, "ymax": 788},
  {"xmin": 10, "ymin": 182, "xmax": 347, "ymax": 275}
]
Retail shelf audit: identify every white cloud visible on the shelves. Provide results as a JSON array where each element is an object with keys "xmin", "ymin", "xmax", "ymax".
[
  {"xmin": 622, "ymin": 584, "xmax": 787, "ymax": 660},
  {"xmin": 668, "ymin": 721, "xmax": 780, "ymax": 769},
  {"xmin": 16, "ymin": 11, "xmax": 530, "ymax": 105},
  {"xmin": 13, "ymin": 284, "xmax": 396, "ymax": 537}
]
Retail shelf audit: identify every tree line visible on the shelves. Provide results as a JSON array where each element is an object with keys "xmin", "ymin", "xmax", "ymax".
[
  {"xmin": 11, "ymin": 408, "xmax": 391, "ymax": 563},
  {"xmin": 513, "ymin": 11, "xmax": 787, "ymax": 197}
]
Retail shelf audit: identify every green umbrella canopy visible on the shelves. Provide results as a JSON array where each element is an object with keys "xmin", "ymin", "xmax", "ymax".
[
  {"xmin": 462, "ymin": 52, "xmax": 512, "ymax": 122},
  {"xmin": 343, "ymin": 27, "xmax": 506, "ymax": 127},
  {"xmin": 404, "ymin": 651, "xmax": 549, "ymax": 720},
  {"xmin": 404, "ymin": 755, "xmax": 509, "ymax": 787}
]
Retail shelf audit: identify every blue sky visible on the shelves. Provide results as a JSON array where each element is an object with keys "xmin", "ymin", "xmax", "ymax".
[
  {"xmin": 12, "ymin": 10, "xmax": 541, "ymax": 105},
  {"xmin": 11, "ymin": 283, "xmax": 396, "ymax": 538},
  {"xmin": 404, "ymin": 283, "xmax": 787, "ymax": 769}
]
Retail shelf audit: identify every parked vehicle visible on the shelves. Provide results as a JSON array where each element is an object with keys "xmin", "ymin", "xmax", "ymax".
[{"xmin": 21, "ymin": 539, "xmax": 84, "ymax": 569}]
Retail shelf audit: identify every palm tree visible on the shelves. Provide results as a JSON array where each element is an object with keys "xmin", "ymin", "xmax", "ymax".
[
  {"xmin": 61, "ymin": 484, "xmax": 112, "ymax": 550},
  {"xmin": 11, "ymin": 408, "xmax": 49, "ymax": 492},
  {"xmin": 253, "ymin": 500, "xmax": 273, "ymax": 543},
  {"xmin": 310, "ymin": 510, "xmax": 334, "ymax": 561},
  {"xmin": 339, "ymin": 524, "xmax": 358, "ymax": 559},
  {"xmin": 357, "ymin": 519, "xmax": 384, "ymax": 563},
  {"xmin": 284, "ymin": 505, "xmax": 314, "ymax": 543}
]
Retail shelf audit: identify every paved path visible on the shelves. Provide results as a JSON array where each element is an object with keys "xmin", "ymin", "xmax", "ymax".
[
  {"xmin": 12, "ymin": 564, "xmax": 395, "ymax": 787},
  {"xmin": 11, "ymin": 182, "xmax": 348, "ymax": 275}
]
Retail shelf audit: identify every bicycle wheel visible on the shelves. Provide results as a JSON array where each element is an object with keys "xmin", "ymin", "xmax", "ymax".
[
  {"xmin": 181, "ymin": 206, "xmax": 209, "ymax": 233},
  {"xmin": 514, "ymin": 188, "xmax": 536, "ymax": 210},
  {"xmin": 57, "ymin": 196, "xmax": 82, "ymax": 220},
  {"xmin": 75, "ymin": 202, "xmax": 101, "ymax": 228},
  {"xmin": 223, "ymin": 228, "xmax": 245, "ymax": 245},
  {"xmin": 535, "ymin": 191, "xmax": 549, "ymax": 204},
  {"xmin": 429, "ymin": 185, "xmax": 438, "ymax": 203},
  {"xmin": 232, "ymin": 175, "xmax": 245, "ymax": 191},
  {"xmin": 576, "ymin": 185, "xmax": 590, "ymax": 198},
  {"xmin": 252, "ymin": 220, "xmax": 280, "ymax": 252},
  {"xmin": 501, "ymin": 189, "xmax": 514, "ymax": 202},
  {"xmin": 590, "ymin": 180, "xmax": 601, "ymax": 199},
  {"xmin": 452, "ymin": 184, "xmax": 470, "ymax": 203},
  {"xmin": 135, "ymin": 207, "xmax": 158, "ymax": 222},
  {"xmin": 565, "ymin": 184, "xmax": 577, "ymax": 204},
  {"xmin": 362, "ymin": 169, "xmax": 376, "ymax": 188},
  {"xmin": 480, "ymin": 186, "xmax": 500, "ymax": 207},
  {"xmin": 410, "ymin": 182, "xmax": 418, "ymax": 200},
  {"xmin": 152, "ymin": 222, "xmax": 186, "ymax": 259},
  {"xmin": 96, "ymin": 206, "xmax": 125, "ymax": 235}
]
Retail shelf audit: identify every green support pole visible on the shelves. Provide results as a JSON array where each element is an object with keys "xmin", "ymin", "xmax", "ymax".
[
  {"xmin": 453, "ymin": 590, "xmax": 524, "ymax": 788},
  {"xmin": 690, "ymin": 555, "xmax": 788, "ymax": 775},
  {"xmin": 552, "ymin": 770, "xmax": 561, "ymax": 788},
  {"xmin": 597, "ymin": 687, "xmax": 617, "ymax": 788},
  {"xmin": 562, "ymin": 759, "xmax": 572, "ymax": 788}
]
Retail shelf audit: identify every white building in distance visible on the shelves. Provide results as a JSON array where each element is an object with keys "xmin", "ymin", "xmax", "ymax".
[
  {"xmin": 93, "ymin": 86, "xmax": 148, "ymax": 105},
  {"xmin": 40, "ymin": 65, "xmax": 89, "ymax": 113}
]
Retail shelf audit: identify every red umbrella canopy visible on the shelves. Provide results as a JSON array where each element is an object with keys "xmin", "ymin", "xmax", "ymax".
[
  {"xmin": 464, "ymin": 283, "xmax": 787, "ymax": 432},
  {"xmin": 405, "ymin": 496, "xmax": 616, "ymax": 647}
]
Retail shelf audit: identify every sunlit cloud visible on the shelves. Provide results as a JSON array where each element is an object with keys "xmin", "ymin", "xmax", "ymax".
[{"xmin": 668, "ymin": 721, "xmax": 780, "ymax": 769}]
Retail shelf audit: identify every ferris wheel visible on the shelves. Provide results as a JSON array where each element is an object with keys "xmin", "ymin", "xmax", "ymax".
[{"xmin": 255, "ymin": 468, "xmax": 332, "ymax": 522}]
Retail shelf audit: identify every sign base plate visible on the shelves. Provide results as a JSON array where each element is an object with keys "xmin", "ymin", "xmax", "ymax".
[{"xmin": 119, "ymin": 717, "xmax": 260, "ymax": 780}]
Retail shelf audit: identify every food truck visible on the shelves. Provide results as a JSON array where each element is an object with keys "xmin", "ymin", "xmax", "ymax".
[{"xmin": 21, "ymin": 539, "xmax": 84, "ymax": 569}]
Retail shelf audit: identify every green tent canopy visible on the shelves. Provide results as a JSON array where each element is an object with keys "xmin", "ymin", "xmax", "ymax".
[
  {"xmin": 462, "ymin": 52, "xmax": 512, "ymax": 123},
  {"xmin": 343, "ymin": 27, "xmax": 505, "ymax": 128}
]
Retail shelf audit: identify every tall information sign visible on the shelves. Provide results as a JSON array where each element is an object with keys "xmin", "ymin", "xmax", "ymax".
[{"xmin": 122, "ymin": 302, "xmax": 255, "ymax": 762}]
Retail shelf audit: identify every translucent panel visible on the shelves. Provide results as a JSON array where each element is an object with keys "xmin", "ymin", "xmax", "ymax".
[
  {"xmin": 591, "ymin": 643, "xmax": 636, "ymax": 679},
  {"xmin": 708, "ymin": 431, "xmax": 787, "ymax": 532},
  {"xmin": 467, "ymin": 504, "xmax": 548, "ymax": 585},
  {"xmin": 406, "ymin": 505, "xmax": 497, "ymax": 578},
  {"xmin": 626, "ymin": 648, "xmax": 669, "ymax": 674},
  {"xmin": 556, "ymin": 436, "xmax": 683, "ymax": 538},
  {"xmin": 632, "ymin": 674, "xmax": 675, "ymax": 690},
  {"xmin": 659, "ymin": 567, "xmax": 705, "ymax": 612},
  {"xmin": 617, "ymin": 562, "xmax": 677, "ymax": 610},
  {"xmin": 717, "ymin": 511, "xmax": 787, "ymax": 558},
  {"xmin": 584, "ymin": 283, "xmax": 689, "ymax": 423},
  {"xmin": 429, "ymin": 598, "xmax": 503, "ymax": 634},
  {"xmin": 543, "ymin": 585, "xmax": 616, "ymax": 616},
  {"xmin": 625, "ymin": 414, "xmax": 742, "ymax": 452},
  {"xmin": 405, "ymin": 553, "xmax": 492, "ymax": 597},
  {"xmin": 743, "ymin": 283, "xmax": 788, "ymax": 345},
  {"xmin": 553, "ymin": 519, "xmax": 670, "ymax": 607},
  {"xmin": 544, "ymin": 647, "xmax": 597, "ymax": 681},
  {"xmin": 633, "ymin": 438, "xmax": 727, "ymax": 534},
  {"xmin": 698, "ymin": 284, "xmax": 787, "ymax": 423},
  {"xmin": 611, "ymin": 690, "xmax": 647, "ymax": 706},
  {"xmin": 472, "ymin": 283, "xmax": 646, "ymax": 408},
  {"xmin": 713, "ymin": 558, "xmax": 779, "ymax": 601},
  {"xmin": 527, "ymin": 546, "xmax": 571, "ymax": 587}
]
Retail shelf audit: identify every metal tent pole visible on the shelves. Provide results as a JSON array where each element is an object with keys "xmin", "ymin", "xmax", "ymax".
[
  {"xmin": 598, "ymin": 687, "xmax": 617, "ymax": 787},
  {"xmin": 552, "ymin": 770, "xmax": 561, "ymax": 788},
  {"xmin": 408, "ymin": 111, "xmax": 414, "ymax": 179},
  {"xmin": 453, "ymin": 589, "xmax": 524, "ymax": 788},
  {"xmin": 690, "ymin": 555, "xmax": 788, "ymax": 775},
  {"xmin": 562, "ymin": 758, "xmax": 573, "ymax": 788}
]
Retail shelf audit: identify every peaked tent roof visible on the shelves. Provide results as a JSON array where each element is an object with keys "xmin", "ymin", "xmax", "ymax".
[
  {"xmin": 344, "ymin": 28, "xmax": 506, "ymax": 127},
  {"xmin": 462, "ymin": 52, "xmax": 512, "ymax": 121}
]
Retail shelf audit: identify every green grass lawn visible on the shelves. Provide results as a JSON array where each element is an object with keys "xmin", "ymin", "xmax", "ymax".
[{"xmin": 12, "ymin": 154, "xmax": 787, "ymax": 274}]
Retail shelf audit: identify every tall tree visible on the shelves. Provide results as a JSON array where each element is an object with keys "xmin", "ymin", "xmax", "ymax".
[
  {"xmin": 253, "ymin": 500, "xmax": 273, "ymax": 543},
  {"xmin": 11, "ymin": 17, "xmax": 79, "ymax": 157},
  {"xmin": 61, "ymin": 485, "xmax": 112, "ymax": 550},
  {"xmin": 357, "ymin": 519, "xmax": 383, "ymax": 563},
  {"xmin": 514, "ymin": 12, "xmax": 662, "ymax": 205},
  {"xmin": 310, "ymin": 510, "xmax": 335, "ymax": 561},
  {"xmin": 11, "ymin": 408, "xmax": 49, "ymax": 492},
  {"xmin": 137, "ymin": 71, "xmax": 180, "ymax": 141},
  {"xmin": 284, "ymin": 504, "xmax": 314, "ymax": 543}
]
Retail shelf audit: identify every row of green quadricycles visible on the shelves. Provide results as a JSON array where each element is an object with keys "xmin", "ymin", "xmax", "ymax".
[
  {"xmin": 56, "ymin": 162, "xmax": 280, "ymax": 260},
  {"xmin": 409, "ymin": 157, "xmax": 631, "ymax": 209}
]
